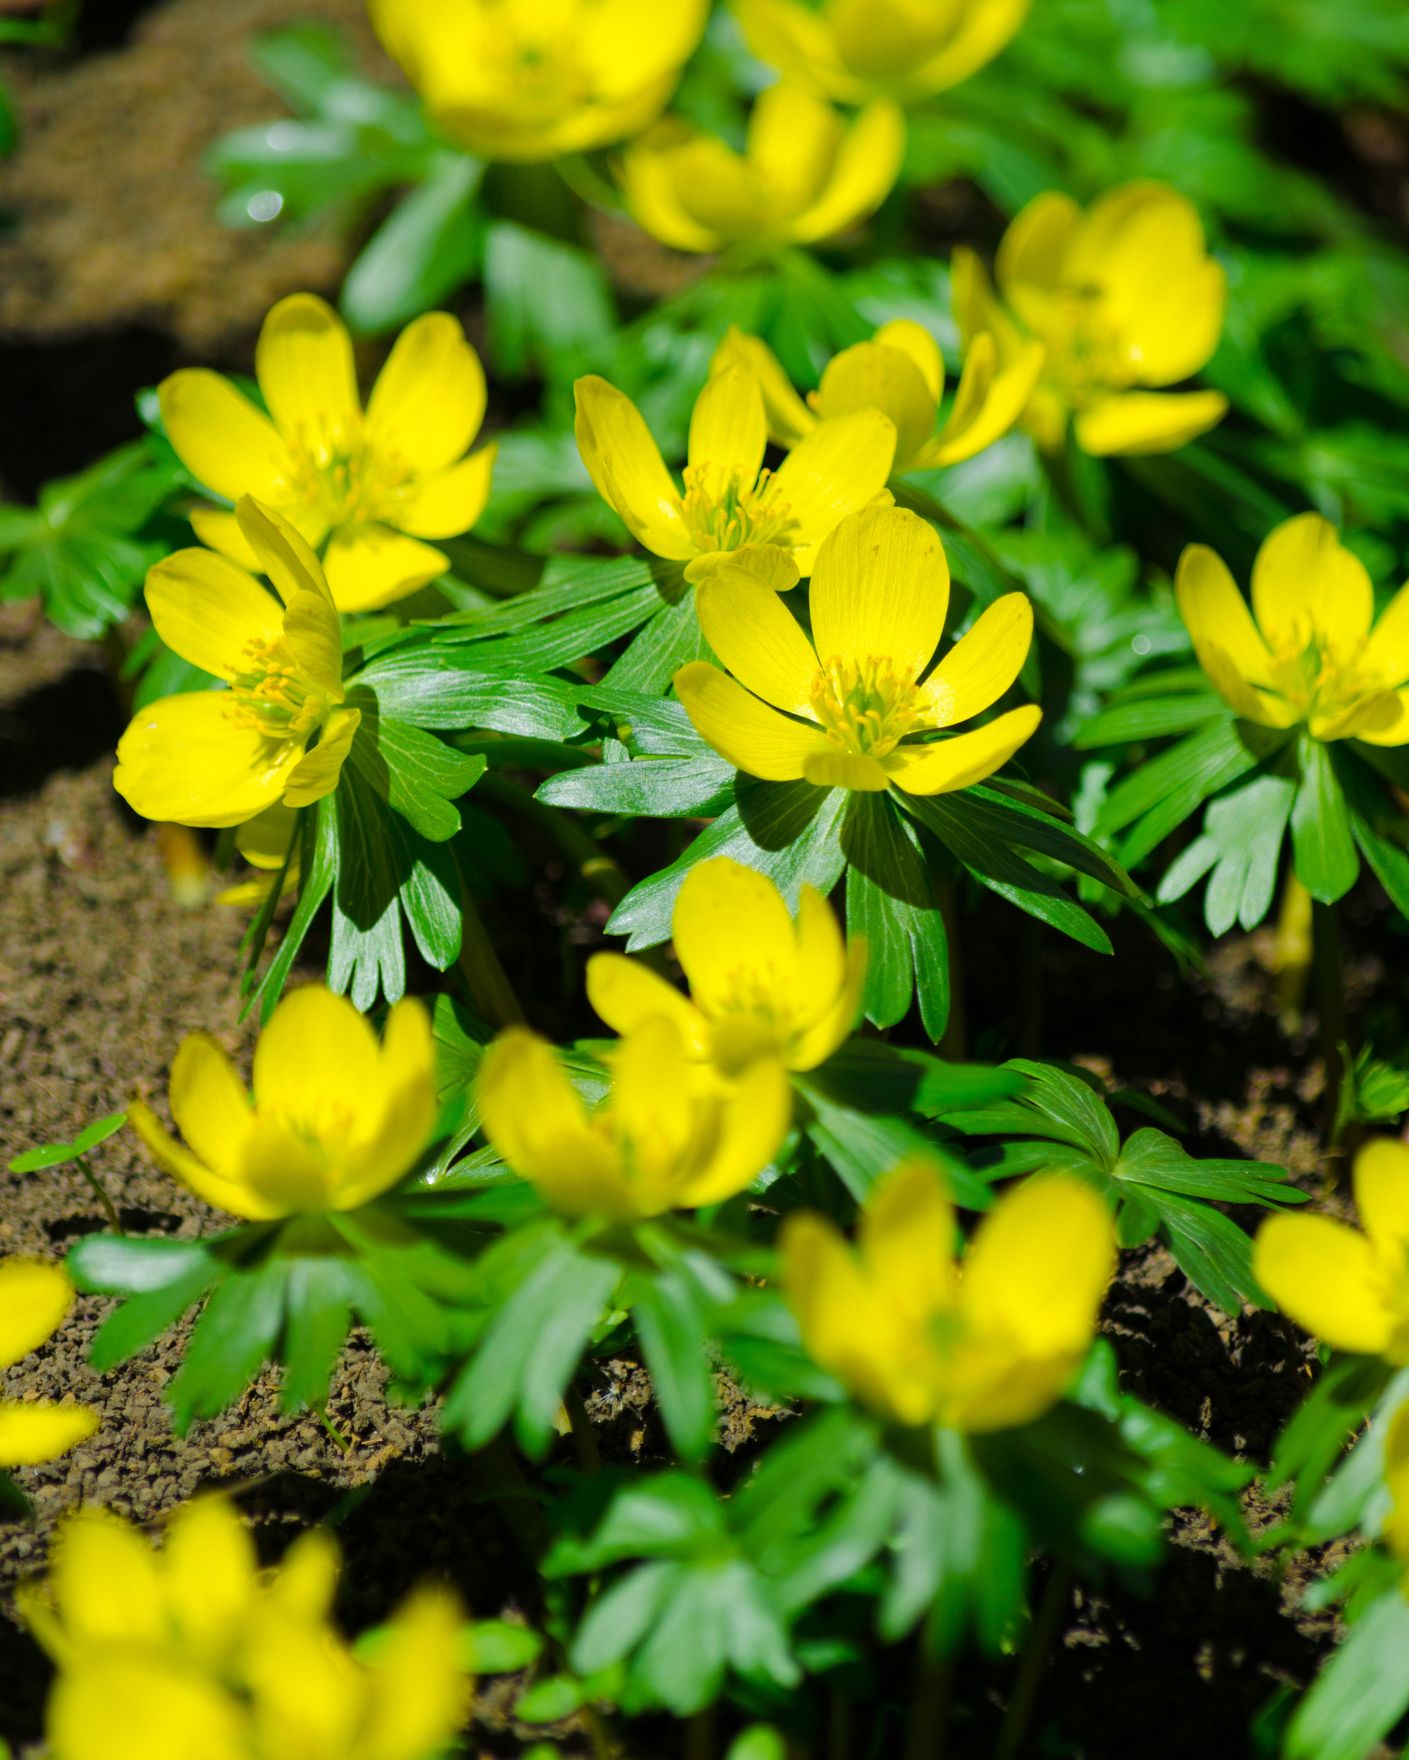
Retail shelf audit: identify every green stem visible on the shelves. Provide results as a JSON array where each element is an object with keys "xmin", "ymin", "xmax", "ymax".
[
  {"xmin": 902, "ymin": 1643, "xmax": 952, "ymax": 1760},
  {"xmin": 685, "ymin": 1707, "xmax": 714, "ymax": 1760},
  {"xmin": 456, "ymin": 882, "xmax": 525, "ymax": 1028},
  {"xmin": 1311, "ymin": 899, "xmax": 1348, "ymax": 1143},
  {"xmin": 1274, "ymin": 869, "xmax": 1313, "ymax": 1031},
  {"xmin": 74, "ymin": 1156, "xmax": 123, "ymax": 1236},
  {"xmin": 563, "ymin": 1384, "xmax": 602, "ymax": 1474},
  {"xmin": 317, "ymin": 1406, "xmax": 353, "ymax": 1456},
  {"xmin": 995, "ymin": 1563, "xmax": 1072, "ymax": 1760},
  {"xmin": 937, "ymin": 879, "xmax": 968, "ymax": 1062}
]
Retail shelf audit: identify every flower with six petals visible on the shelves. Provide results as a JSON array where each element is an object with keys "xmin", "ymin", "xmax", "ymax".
[
  {"xmin": 588, "ymin": 856, "xmax": 866, "ymax": 1076},
  {"xmin": 129, "ymin": 985, "xmax": 437, "ymax": 1220},
  {"xmin": 574, "ymin": 364, "xmax": 895, "ymax": 584},
  {"xmin": 783, "ymin": 1158, "xmax": 1115, "ymax": 1430},
  {"xmin": 370, "ymin": 0, "xmax": 707, "ymax": 161},
  {"xmin": 674, "ymin": 504, "xmax": 1040, "ymax": 794},
  {"xmin": 113, "ymin": 499, "xmax": 359, "ymax": 829},
  {"xmin": 953, "ymin": 181, "xmax": 1227, "ymax": 456},
  {"xmin": 616, "ymin": 83, "xmax": 904, "ymax": 256},
  {"xmin": 159, "ymin": 294, "xmax": 495, "ymax": 612},
  {"xmin": 476, "ymin": 1015, "xmax": 792, "ymax": 1220},
  {"xmin": 0, "ymin": 1261, "xmax": 98, "ymax": 1468},
  {"xmin": 1176, "ymin": 512, "xmax": 1409, "ymax": 746},
  {"xmin": 714, "ymin": 319, "xmax": 1044, "ymax": 476}
]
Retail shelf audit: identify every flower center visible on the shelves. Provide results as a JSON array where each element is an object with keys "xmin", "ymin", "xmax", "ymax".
[
  {"xmin": 228, "ymin": 637, "xmax": 332, "ymax": 741},
  {"xmin": 681, "ymin": 463, "xmax": 797, "ymax": 557},
  {"xmin": 810, "ymin": 655, "xmax": 921, "ymax": 758},
  {"xmin": 283, "ymin": 419, "xmax": 416, "ymax": 529},
  {"xmin": 1269, "ymin": 628, "xmax": 1384, "ymax": 732},
  {"xmin": 1039, "ymin": 287, "xmax": 1135, "ymax": 402}
]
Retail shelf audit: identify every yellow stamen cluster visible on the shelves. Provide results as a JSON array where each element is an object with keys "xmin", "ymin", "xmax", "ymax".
[
  {"xmin": 810, "ymin": 654, "xmax": 921, "ymax": 759},
  {"xmin": 680, "ymin": 463, "xmax": 796, "ymax": 557},
  {"xmin": 282, "ymin": 428, "xmax": 417, "ymax": 531},
  {"xmin": 229, "ymin": 637, "xmax": 331, "ymax": 741}
]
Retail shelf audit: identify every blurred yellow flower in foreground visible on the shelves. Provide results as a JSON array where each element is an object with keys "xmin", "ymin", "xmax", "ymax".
[
  {"xmin": 575, "ymin": 364, "xmax": 895, "ymax": 584},
  {"xmin": 19, "ymin": 1498, "xmax": 468, "ymax": 1760},
  {"xmin": 1177, "ymin": 512, "xmax": 1409, "ymax": 746},
  {"xmin": 675, "ymin": 504, "xmax": 1040, "ymax": 793},
  {"xmin": 617, "ymin": 84, "xmax": 903, "ymax": 255},
  {"xmin": 113, "ymin": 500, "xmax": 357, "ymax": 829},
  {"xmin": 129, "ymin": 985, "xmax": 437, "ymax": 1221},
  {"xmin": 0, "ymin": 1261, "xmax": 97, "ymax": 1467},
  {"xmin": 370, "ymin": 0, "xmax": 707, "ymax": 160},
  {"xmin": 160, "ymin": 294, "xmax": 494, "ymax": 611},
  {"xmin": 736, "ymin": 0, "xmax": 1028, "ymax": 104},
  {"xmin": 476, "ymin": 1016, "xmax": 792, "ymax": 1219},
  {"xmin": 783, "ymin": 1159, "xmax": 1114, "ymax": 1430},
  {"xmin": 588, "ymin": 856, "xmax": 866, "ymax": 1076},
  {"xmin": 954, "ymin": 181, "xmax": 1227, "ymax": 456},
  {"xmin": 1255, "ymin": 1139, "xmax": 1409, "ymax": 1359},
  {"xmin": 714, "ymin": 320, "xmax": 1043, "ymax": 475},
  {"xmin": 1380, "ymin": 1402, "xmax": 1409, "ymax": 1573}
]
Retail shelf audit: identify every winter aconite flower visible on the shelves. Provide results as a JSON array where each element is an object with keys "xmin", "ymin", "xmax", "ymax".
[
  {"xmin": 129, "ymin": 985, "xmax": 437, "ymax": 1220},
  {"xmin": 1255, "ymin": 1139, "xmax": 1409, "ymax": 1359},
  {"xmin": 370, "ymin": 0, "xmax": 707, "ymax": 161},
  {"xmin": 735, "ymin": 0, "xmax": 1029, "ymax": 105},
  {"xmin": 783, "ymin": 1159, "xmax": 1114, "ymax": 1430},
  {"xmin": 575, "ymin": 363, "xmax": 895, "ymax": 584},
  {"xmin": 112, "ymin": 499, "xmax": 358, "ymax": 829},
  {"xmin": 18, "ymin": 1498, "xmax": 469, "ymax": 1760},
  {"xmin": 953, "ymin": 181, "xmax": 1227, "ymax": 456},
  {"xmin": 0, "ymin": 1261, "xmax": 98, "ymax": 1467},
  {"xmin": 616, "ymin": 84, "xmax": 904, "ymax": 256},
  {"xmin": 675, "ymin": 504, "xmax": 1040, "ymax": 792},
  {"xmin": 476, "ymin": 1016, "xmax": 792, "ymax": 1219},
  {"xmin": 159, "ymin": 294, "xmax": 495, "ymax": 611},
  {"xmin": 714, "ymin": 320, "xmax": 1044, "ymax": 476},
  {"xmin": 588, "ymin": 857, "xmax": 866, "ymax": 1075},
  {"xmin": 1177, "ymin": 513, "xmax": 1409, "ymax": 746}
]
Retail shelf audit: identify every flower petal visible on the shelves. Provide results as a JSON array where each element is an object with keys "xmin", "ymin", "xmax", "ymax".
[
  {"xmin": 587, "ymin": 953, "xmax": 708, "ymax": 1051},
  {"xmin": 962, "ymin": 1175, "xmax": 1113, "ymax": 1351},
  {"xmin": 617, "ymin": 126, "xmax": 728, "ymax": 253},
  {"xmin": 0, "ymin": 1260, "xmax": 74, "ymax": 1371},
  {"xmin": 912, "ymin": 0, "xmax": 1029, "ymax": 91},
  {"xmin": 809, "ymin": 503, "xmax": 948, "ymax": 682},
  {"xmin": 51, "ymin": 1509, "xmax": 164, "ymax": 1644},
  {"xmin": 673, "ymin": 856, "xmax": 798, "ymax": 1014},
  {"xmin": 747, "ymin": 82, "xmax": 845, "ymax": 215},
  {"xmin": 914, "ymin": 593, "xmax": 1033, "ymax": 728},
  {"xmin": 168, "ymin": 1033, "xmax": 253, "ymax": 1180},
  {"xmin": 113, "ymin": 693, "xmax": 296, "ymax": 829},
  {"xmin": 394, "ymin": 445, "xmax": 496, "ymax": 540},
  {"xmin": 144, "ymin": 549, "xmax": 283, "ymax": 682},
  {"xmin": 688, "ymin": 364, "xmax": 768, "ymax": 485},
  {"xmin": 0, "ymin": 1401, "xmax": 98, "ymax": 1467},
  {"xmin": 127, "ymin": 1100, "xmax": 279, "ymax": 1219},
  {"xmin": 859, "ymin": 1157, "xmax": 955, "ymax": 1320},
  {"xmin": 282, "ymin": 706, "xmax": 359, "ymax": 809},
  {"xmin": 734, "ymin": 0, "xmax": 858, "ymax": 101},
  {"xmin": 884, "ymin": 703, "xmax": 1042, "ymax": 795},
  {"xmin": 234, "ymin": 497, "xmax": 342, "ymax": 695},
  {"xmin": 675, "ymin": 661, "xmax": 831, "ymax": 779},
  {"xmin": 574, "ymin": 375, "xmax": 694, "ymax": 560},
  {"xmin": 188, "ymin": 506, "xmax": 264, "ymax": 571},
  {"xmin": 339, "ymin": 997, "xmax": 442, "ymax": 1208},
  {"xmin": 366, "ymin": 311, "xmax": 487, "ymax": 476},
  {"xmin": 678, "ymin": 1052, "xmax": 792, "ymax": 1206},
  {"xmin": 766, "ymin": 407, "xmax": 897, "ymax": 561},
  {"xmin": 163, "ymin": 1498, "xmax": 258, "ymax": 1663},
  {"xmin": 1351, "ymin": 687, "xmax": 1409, "ymax": 747},
  {"xmin": 322, "ymin": 525, "xmax": 449, "ymax": 612},
  {"xmin": 711, "ymin": 327, "xmax": 815, "ymax": 447},
  {"xmin": 476, "ymin": 1027, "xmax": 620, "ymax": 1210},
  {"xmin": 1073, "ymin": 390, "xmax": 1227, "ymax": 456},
  {"xmin": 157, "ymin": 369, "xmax": 293, "ymax": 503},
  {"xmin": 1354, "ymin": 1138, "xmax": 1409, "ymax": 1260},
  {"xmin": 791, "ymin": 99, "xmax": 904, "ymax": 245},
  {"xmin": 1254, "ymin": 1212, "xmax": 1392, "ymax": 1353},
  {"xmin": 255, "ymin": 293, "xmax": 361, "ymax": 452},
  {"xmin": 813, "ymin": 339, "xmax": 936, "ymax": 472},
  {"xmin": 253, "ymin": 986, "xmax": 381, "ymax": 1145},
  {"xmin": 873, "ymin": 318, "xmax": 945, "ymax": 402},
  {"xmin": 1362, "ymin": 579, "xmax": 1409, "ymax": 689},
  {"xmin": 802, "ymin": 749, "xmax": 890, "ymax": 790},
  {"xmin": 923, "ymin": 335, "xmax": 1045, "ymax": 468},
  {"xmin": 1251, "ymin": 512, "xmax": 1374, "ymax": 655},
  {"xmin": 695, "ymin": 567, "xmax": 820, "ymax": 715},
  {"xmin": 791, "ymin": 934, "xmax": 867, "ymax": 1069},
  {"xmin": 997, "ymin": 190, "xmax": 1080, "ymax": 296},
  {"xmin": 1175, "ymin": 542, "xmax": 1275, "ymax": 691}
]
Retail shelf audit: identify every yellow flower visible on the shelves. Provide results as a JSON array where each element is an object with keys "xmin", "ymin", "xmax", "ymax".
[
  {"xmin": 617, "ymin": 84, "xmax": 904, "ymax": 255},
  {"xmin": 159, "ymin": 294, "xmax": 495, "ymax": 612},
  {"xmin": 1381, "ymin": 1402, "xmax": 1409, "ymax": 1572},
  {"xmin": 370, "ymin": 0, "xmax": 707, "ymax": 161},
  {"xmin": 783, "ymin": 1159, "xmax": 1114, "ymax": 1430},
  {"xmin": 713, "ymin": 320, "xmax": 1044, "ymax": 476},
  {"xmin": 1255, "ymin": 1139, "xmax": 1409, "ymax": 1359},
  {"xmin": 675, "ymin": 503, "xmax": 1041, "ymax": 793},
  {"xmin": 214, "ymin": 803, "xmax": 301, "ymax": 909},
  {"xmin": 128, "ymin": 985, "xmax": 437, "ymax": 1221},
  {"xmin": 1176, "ymin": 512, "xmax": 1409, "ymax": 746},
  {"xmin": 953, "ymin": 181, "xmax": 1228, "ymax": 456},
  {"xmin": 0, "ymin": 1261, "xmax": 98, "ymax": 1467},
  {"xmin": 588, "ymin": 856, "xmax": 866, "ymax": 1076},
  {"xmin": 574, "ymin": 364, "xmax": 895, "ymax": 584},
  {"xmin": 113, "ymin": 499, "xmax": 359, "ymax": 829},
  {"xmin": 476, "ymin": 1016, "xmax": 792, "ymax": 1219},
  {"xmin": 735, "ymin": 0, "xmax": 1029, "ymax": 104},
  {"xmin": 19, "ymin": 1498, "xmax": 469, "ymax": 1760}
]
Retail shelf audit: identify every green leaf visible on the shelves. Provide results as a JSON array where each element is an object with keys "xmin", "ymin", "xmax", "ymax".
[
  {"xmin": 842, "ymin": 791, "xmax": 949, "ymax": 1037},
  {"xmin": 68, "ymin": 1233, "xmax": 221, "ymax": 1296},
  {"xmin": 167, "ymin": 1257, "xmax": 288, "ymax": 1431},
  {"xmin": 345, "ymin": 690, "xmax": 486, "ymax": 842},
  {"xmin": 537, "ymin": 752, "xmax": 734, "ymax": 820},
  {"xmin": 484, "ymin": 220, "xmax": 616, "ymax": 376},
  {"xmin": 1157, "ymin": 771, "xmax": 1295, "ymax": 933},
  {"xmin": 630, "ymin": 1267, "xmax": 718, "ymax": 1463},
  {"xmin": 1291, "ymin": 737, "xmax": 1360, "ymax": 904},
  {"xmin": 341, "ymin": 152, "xmax": 484, "ymax": 335},
  {"xmin": 1285, "ymin": 1587, "xmax": 1409, "ymax": 1760},
  {"xmin": 88, "ymin": 1258, "xmax": 224, "ymax": 1373},
  {"xmin": 467, "ymin": 1620, "xmax": 543, "ymax": 1674},
  {"xmin": 1146, "ymin": 1191, "xmax": 1266, "ymax": 1315},
  {"xmin": 280, "ymin": 1258, "xmax": 355, "ymax": 1412},
  {"xmin": 1097, "ymin": 717, "xmax": 1273, "ymax": 865},
  {"xmin": 9, "ymin": 1111, "xmax": 127, "ymax": 1173}
]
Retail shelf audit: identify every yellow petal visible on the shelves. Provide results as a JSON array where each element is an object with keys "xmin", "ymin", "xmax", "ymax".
[
  {"xmin": 476, "ymin": 1028, "xmax": 619, "ymax": 1207},
  {"xmin": 859, "ymin": 1157, "xmax": 955, "ymax": 1322},
  {"xmin": 1253, "ymin": 1212, "xmax": 1392, "ymax": 1353},
  {"xmin": 158, "ymin": 368, "xmax": 293, "ymax": 503},
  {"xmin": 49, "ymin": 1651, "xmax": 246, "ymax": 1760},
  {"xmin": 253, "ymin": 985, "xmax": 381, "ymax": 1145},
  {"xmin": 809, "ymin": 504, "xmax": 948, "ymax": 683},
  {"xmin": 51, "ymin": 1509, "xmax": 164, "ymax": 1644},
  {"xmin": 113, "ymin": 693, "xmax": 296, "ymax": 829},
  {"xmin": 884, "ymin": 703, "xmax": 1042, "ymax": 795},
  {"xmin": 1351, "ymin": 687, "xmax": 1409, "ymax": 747},
  {"xmin": 582, "ymin": 0, "xmax": 709, "ymax": 93},
  {"xmin": 574, "ymin": 375, "xmax": 694, "ymax": 560},
  {"xmin": 790, "ymin": 934, "xmax": 867, "ymax": 1069},
  {"xmin": 786, "ymin": 878, "xmax": 851, "ymax": 1023},
  {"xmin": 791, "ymin": 99, "xmax": 905, "ymax": 245},
  {"xmin": 672, "ymin": 857, "xmax": 798, "ymax": 1014},
  {"xmin": 813, "ymin": 339, "xmax": 937, "ymax": 473},
  {"xmin": 711, "ymin": 327, "xmax": 815, "ymax": 447},
  {"xmin": 235, "ymin": 1116, "xmax": 340, "ymax": 1215},
  {"xmin": 923, "ymin": 335, "xmax": 1045, "ymax": 468},
  {"xmin": 677, "ymin": 1051, "xmax": 792, "ymax": 1206},
  {"xmin": 914, "ymin": 593, "xmax": 1033, "ymax": 728},
  {"xmin": 127, "ymin": 1099, "xmax": 279, "ymax": 1220},
  {"xmin": 255, "ymin": 293, "xmax": 360, "ymax": 451},
  {"xmin": 269, "ymin": 1526, "xmax": 340, "ymax": 1621},
  {"xmin": 997, "ymin": 190, "xmax": 1080, "ymax": 296},
  {"xmin": 163, "ymin": 1497, "xmax": 257, "ymax": 1661},
  {"xmin": 1175, "ymin": 542, "xmax": 1275, "ymax": 693},
  {"xmin": 1073, "ymin": 389, "xmax": 1227, "ymax": 456},
  {"xmin": 1251, "ymin": 512, "xmax": 1374, "ymax": 656},
  {"xmin": 1362, "ymin": 580, "xmax": 1409, "ymax": 689},
  {"xmin": 0, "ymin": 1260, "xmax": 74, "ymax": 1370},
  {"xmin": 802, "ymin": 749, "xmax": 891, "ymax": 790},
  {"xmin": 733, "ymin": 0, "xmax": 855, "ymax": 101},
  {"xmin": 0, "ymin": 1400, "xmax": 98, "ymax": 1466},
  {"xmin": 338, "ymin": 996, "xmax": 439, "ymax": 1208},
  {"xmin": 694, "ymin": 567, "xmax": 821, "ymax": 716},
  {"xmin": 873, "ymin": 319, "xmax": 945, "ymax": 402},
  {"xmin": 961, "ymin": 1175, "xmax": 1113, "ymax": 1353},
  {"xmin": 688, "ymin": 364, "xmax": 768, "ymax": 485},
  {"xmin": 168, "ymin": 1032, "xmax": 253, "ymax": 1180},
  {"xmin": 1123, "ymin": 258, "xmax": 1227, "ymax": 387},
  {"xmin": 586, "ymin": 953, "xmax": 709, "ymax": 1053},
  {"xmin": 1354, "ymin": 1138, "xmax": 1409, "ymax": 1260},
  {"xmin": 282, "ymin": 705, "xmax": 359, "ymax": 809},
  {"xmin": 144, "ymin": 549, "xmax": 282, "ymax": 684},
  {"xmin": 356, "ymin": 1586, "xmax": 470, "ymax": 1760},
  {"xmin": 323, "ymin": 525, "xmax": 449, "ymax": 613},
  {"xmin": 395, "ymin": 445, "xmax": 496, "ymax": 540},
  {"xmin": 674, "ymin": 661, "xmax": 831, "ymax": 779},
  {"xmin": 912, "ymin": 0, "xmax": 1029, "ymax": 91},
  {"xmin": 766, "ymin": 409, "xmax": 897, "ymax": 558},
  {"xmin": 609, "ymin": 1015, "xmax": 697, "ymax": 1188},
  {"xmin": 616, "ymin": 127, "xmax": 728, "ymax": 253},
  {"xmin": 187, "ymin": 506, "xmax": 264, "ymax": 570},
  {"xmin": 234, "ymin": 497, "xmax": 343, "ymax": 696},
  {"xmin": 366, "ymin": 311, "xmax": 487, "ymax": 475}
]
